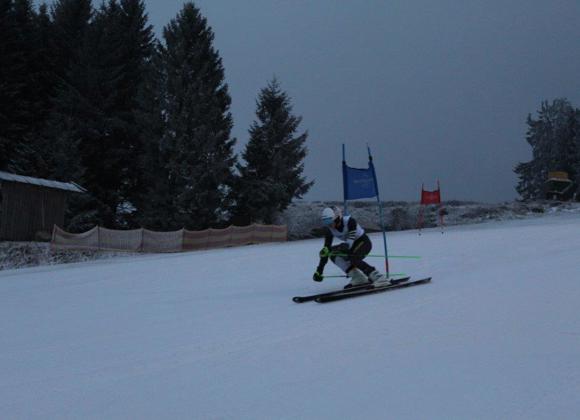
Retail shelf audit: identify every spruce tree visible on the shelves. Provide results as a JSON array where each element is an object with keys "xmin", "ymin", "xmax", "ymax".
[
  {"xmin": 0, "ymin": 0, "xmax": 29, "ymax": 169},
  {"xmin": 39, "ymin": 0, "xmax": 158, "ymax": 229},
  {"xmin": 102, "ymin": 0, "xmax": 157, "ymax": 227},
  {"xmin": 0, "ymin": 0, "xmax": 16, "ymax": 169},
  {"xmin": 235, "ymin": 78, "xmax": 313, "ymax": 224},
  {"xmin": 74, "ymin": 0, "xmax": 157, "ymax": 228},
  {"xmin": 35, "ymin": 0, "xmax": 94, "ymax": 230},
  {"xmin": 11, "ymin": 0, "xmax": 36, "ymax": 140},
  {"xmin": 132, "ymin": 46, "xmax": 167, "ymax": 229},
  {"xmin": 9, "ymin": 2, "xmax": 61, "ymax": 177},
  {"xmin": 0, "ymin": 0, "xmax": 57, "ymax": 174},
  {"xmin": 157, "ymin": 2, "xmax": 236, "ymax": 230},
  {"xmin": 573, "ymin": 109, "xmax": 580, "ymax": 197},
  {"xmin": 31, "ymin": 3, "xmax": 56, "ymax": 135},
  {"xmin": 515, "ymin": 99, "xmax": 579, "ymax": 200},
  {"xmin": 43, "ymin": 0, "xmax": 129, "ymax": 228},
  {"xmin": 50, "ymin": 0, "xmax": 92, "ymax": 82},
  {"xmin": 32, "ymin": 0, "xmax": 92, "ymax": 183}
]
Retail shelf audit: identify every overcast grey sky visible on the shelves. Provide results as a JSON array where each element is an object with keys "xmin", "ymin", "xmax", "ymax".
[{"xmin": 145, "ymin": 0, "xmax": 580, "ymax": 202}]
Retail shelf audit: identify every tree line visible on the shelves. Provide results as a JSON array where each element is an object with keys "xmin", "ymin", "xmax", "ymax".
[
  {"xmin": 515, "ymin": 98, "xmax": 580, "ymax": 200},
  {"xmin": 0, "ymin": 0, "xmax": 312, "ymax": 231}
]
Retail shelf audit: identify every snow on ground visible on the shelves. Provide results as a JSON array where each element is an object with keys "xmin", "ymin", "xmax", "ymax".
[
  {"xmin": 1, "ymin": 212, "xmax": 580, "ymax": 419},
  {"xmin": 0, "ymin": 241, "xmax": 135, "ymax": 271}
]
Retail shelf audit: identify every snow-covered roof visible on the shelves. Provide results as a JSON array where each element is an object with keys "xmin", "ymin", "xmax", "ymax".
[{"xmin": 0, "ymin": 171, "xmax": 85, "ymax": 193}]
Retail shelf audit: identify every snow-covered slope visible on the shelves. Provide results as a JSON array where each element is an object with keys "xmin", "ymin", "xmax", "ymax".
[
  {"xmin": 3, "ymin": 200, "xmax": 579, "ymax": 272},
  {"xmin": 1, "ymin": 213, "xmax": 579, "ymax": 419}
]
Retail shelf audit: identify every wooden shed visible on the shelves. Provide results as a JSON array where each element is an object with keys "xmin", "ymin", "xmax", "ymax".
[{"xmin": 0, "ymin": 171, "xmax": 85, "ymax": 241}]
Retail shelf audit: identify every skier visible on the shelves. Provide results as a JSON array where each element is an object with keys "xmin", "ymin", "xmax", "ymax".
[{"xmin": 313, "ymin": 206, "xmax": 390, "ymax": 289}]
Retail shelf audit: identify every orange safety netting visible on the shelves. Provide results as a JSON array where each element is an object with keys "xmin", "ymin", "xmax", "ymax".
[{"xmin": 51, "ymin": 224, "xmax": 287, "ymax": 253}]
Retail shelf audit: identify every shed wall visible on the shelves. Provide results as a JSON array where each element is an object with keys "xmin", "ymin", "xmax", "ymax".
[{"xmin": 0, "ymin": 182, "xmax": 67, "ymax": 241}]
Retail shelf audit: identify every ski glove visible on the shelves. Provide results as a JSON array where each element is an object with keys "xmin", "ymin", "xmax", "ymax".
[
  {"xmin": 313, "ymin": 271, "xmax": 324, "ymax": 282},
  {"xmin": 319, "ymin": 246, "xmax": 331, "ymax": 258}
]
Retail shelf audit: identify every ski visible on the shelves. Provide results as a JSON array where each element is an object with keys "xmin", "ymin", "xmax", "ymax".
[
  {"xmin": 292, "ymin": 276, "xmax": 410, "ymax": 303},
  {"xmin": 314, "ymin": 277, "xmax": 432, "ymax": 303}
]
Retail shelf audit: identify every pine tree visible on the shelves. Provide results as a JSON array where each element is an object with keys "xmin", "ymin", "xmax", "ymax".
[
  {"xmin": 29, "ymin": 0, "xmax": 93, "ymax": 183},
  {"xmin": 11, "ymin": 0, "xmax": 36, "ymax": 138},
  {"xmin": 31, "ymin": 3, "xmax": 56, "ymax": 135},
  {"xmin": 157, "ymin": 2, "xmax": 236, "ymax": 230},
  {"xmin": 235, "ymin": 78, "xmax": 313, "ymax": 224},
  {"xmin": 42, "ymin": 0, "xmax": 130, "ymax": 229},
  {"xmin": 9, "ymin": 2, "xmax": 62, "ymax": 178},
  {"xmin": 573, "ymin": 108, "xmax": 580, "ymax": 197},
  {"xmin": 37, "ymin": 0, "xmax": 158, "ymax": 230},
  {"xmin": 75, "ymin": 0, "xmax": 157, "ymax": 228},
  {"xmin": 50, "ymin": 0, "xmax": 92, "ymax": 82},
  {"xmin": 93, "ymin": 0, "xmax": 158, "ymax": 227},
  {"xmin": 132, "ymin": 46, "xmax": 167, "ymax": 229},
  {"xmin": 515, "ymin": 99, "xmax": 579, "ymax": 200},
  {"xmin": 0, "ymin": 0, "xmax": 17, "ymax": 168},
  {"xmin": 0, "ymin": 0, "xmax": 30, "ymax": 169},
  {"xmin": 32, "ymin": 0, "xmax": 94, "ymax": 230}
]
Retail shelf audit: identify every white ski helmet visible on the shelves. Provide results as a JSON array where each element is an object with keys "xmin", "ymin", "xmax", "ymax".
[{"xmin": 321, "ymin": 207, "xmax": 339, "ymax": 226}]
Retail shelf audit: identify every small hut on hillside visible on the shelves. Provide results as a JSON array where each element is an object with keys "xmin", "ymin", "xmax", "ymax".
[
  {"xmin": 0, "ymin": 171, "xmax": 85, "ymax": 241},
  {"xmin": 544, "ymin": 171, "xmax": 576, "ymax": 201}
]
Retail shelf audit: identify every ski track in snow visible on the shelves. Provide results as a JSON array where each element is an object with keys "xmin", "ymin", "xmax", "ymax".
[{"xmin": 1, "ymin": 213, "xmax": 580, "ymax": 419}]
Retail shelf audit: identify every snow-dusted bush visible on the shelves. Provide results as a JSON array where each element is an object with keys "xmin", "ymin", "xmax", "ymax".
[
  {"xmin": 278, "ymin": 200, "xmax": 580, "ymax": 239},
  {"xmin": 389, "ymin": 207, "xmax": 414, "ymax": 231},
  {"xmin": 0, "ymin": 242, "xmax": 134, "ymax": 271}
]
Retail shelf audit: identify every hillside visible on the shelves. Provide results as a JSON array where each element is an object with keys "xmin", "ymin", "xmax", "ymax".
[
  {"xmin": 1, "ymin": 211, "xmax": 579, "ymax": 418},
  {"xmin": 1, "ymin": 200, "xmax": 579, "ymax": 271},
  {"xmin": 280, "ymin": 199, "xmax": 580, "ymax": 238}
]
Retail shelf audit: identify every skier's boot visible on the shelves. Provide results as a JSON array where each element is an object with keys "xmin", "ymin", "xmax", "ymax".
[
  {"xmin": 368, "ymin": 270, "xmax": 392, "ymax": 286},
  {"xmin": 344, "ymin": 268, "xmax": 371, "ymax": 289}
]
